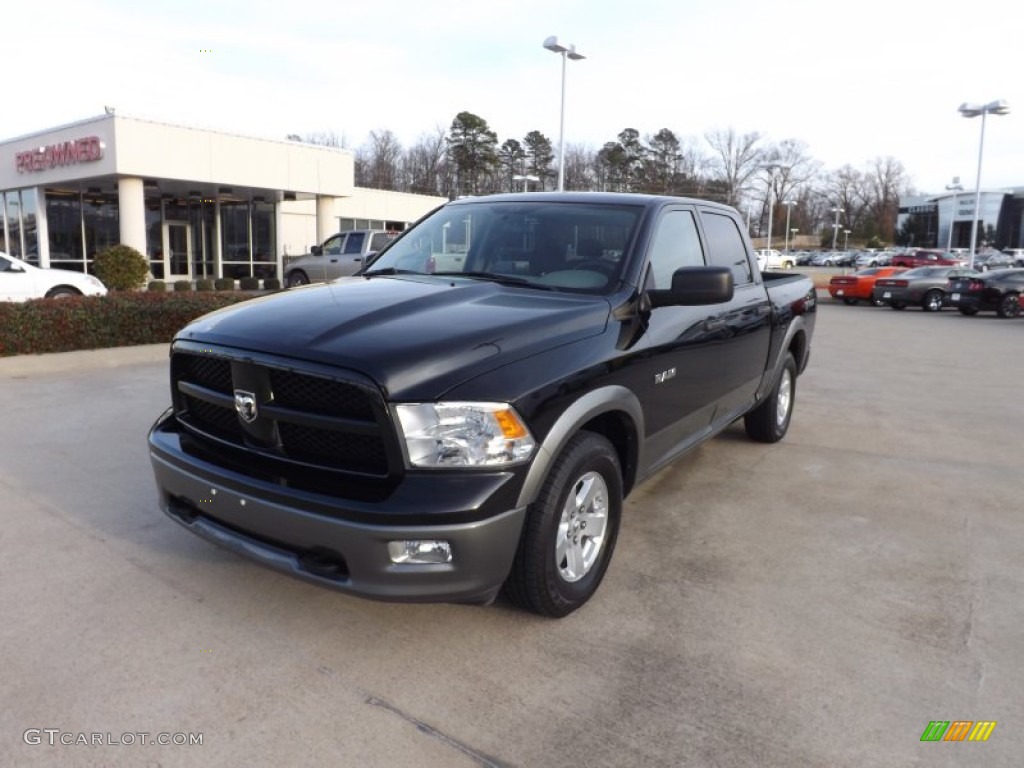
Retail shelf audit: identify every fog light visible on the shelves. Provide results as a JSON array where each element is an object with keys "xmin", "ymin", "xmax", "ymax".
[{"xmin": 388, "ymin": 540, "xmax": 453, "ymax": 565}]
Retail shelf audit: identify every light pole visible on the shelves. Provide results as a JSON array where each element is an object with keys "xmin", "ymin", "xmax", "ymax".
[
  {"xmin": 782, "ymin": 201, "xmax": 797, "ymax": 252},
  {"xmin": 843, "ymin": 229, "xmax": 851, "ymax": 251},
  {"xmin": 959, "ymin": 99, "xmax": 1010, "ymax": 270},
  {"xmin": 945, "ymin": 176, "xmax": 964, "ymax": 252},
  {"xmin": 543, "ymin": 36, "xmax": 585, "ymax": 192},
  {"xmin": 830, "ymin": 206, "xmax": 844, "ymax": 251},
  {"xmin": 512, "ymin": 174, "xmax": 540, "ymax": 192},
  {"xmin": 758, "ymin": 164, "xmax": 789, "ymax": 252}
]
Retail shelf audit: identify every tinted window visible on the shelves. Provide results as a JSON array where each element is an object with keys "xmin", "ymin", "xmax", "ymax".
[
  {"xmin": 647, "ymin": 210, "xmax": 704, "ymax": 288},
  {"xmin": 344, "ymin": 232, "xmax": 366, "ymax": 254},
  {"xmin": 701, "ymin": 211, "xmax": 752, "ymax": 285},
  {"xmin": 370, "ymin": 232, "xmax": 395, "ymax": 251}
]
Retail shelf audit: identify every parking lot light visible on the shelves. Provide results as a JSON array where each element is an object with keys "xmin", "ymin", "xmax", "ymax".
[
  {"xmin": 945, "ymin": 177, "xmax": 964, "ymax": 251},
  {"xmin": 782, "ymin": 201, "xmax": 797, "ymax": 252},
  {"xmin": 543, "ymin": 36, "xmax": 586, "ymax": 192},
  {"xmin": 959, "ymin": 100, "xmax": 1010, "ymax": 270},
  {"xmin": 831, "ymin": 206, "xmax": 844, "ymax": 251}
]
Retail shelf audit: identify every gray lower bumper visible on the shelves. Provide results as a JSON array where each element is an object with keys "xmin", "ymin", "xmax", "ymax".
[{"xmin": 151, "ymin": 452, "xmax": 527, "ymax": 605}]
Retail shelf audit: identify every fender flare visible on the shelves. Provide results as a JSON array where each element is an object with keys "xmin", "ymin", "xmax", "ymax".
[{"xmin": 515, "ymin": 385, "xmax": 644, "ymax": 509}]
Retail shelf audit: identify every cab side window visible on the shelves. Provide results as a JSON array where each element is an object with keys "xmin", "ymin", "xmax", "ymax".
[
  {"xmin": 702, "ymin": 212, "xmax": 753, "ymax": 285},
  {"xmin": 647, "ymin": 210, "xmax": 704, "ymax": 288},
  {"xmin": 344, "ymin": 232, "xmax": 366, "ymax": 255}
]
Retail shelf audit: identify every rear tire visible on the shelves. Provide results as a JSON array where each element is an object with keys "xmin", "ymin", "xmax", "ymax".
[
  {"xmin": 996, "ymin": 293, "xmax": 1020, "ymax": 319},
  {"xmin": 745, "ymin": 353, "xmax": 796, "ymax": 444},
  {"xmin": 922, "ymin": 290, "xmax": 944, "ymax": 312},
  {"xmin": 503, "ymin": 432, "xmax": 622, "ymax": 618}
]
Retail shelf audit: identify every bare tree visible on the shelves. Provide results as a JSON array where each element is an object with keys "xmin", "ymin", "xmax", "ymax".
[
  {"xmin": 863, "ymin": 156, "xmax": 912, "ymax": 243},
  {"xmin": 360, "ymin": 129, "xmax": 403, "ymax": 190},
  {"xmin": 704, "ymin": 128, "xmax": 764, "ymax": 207},
  {"xmin": 403, "ymin": 125, "xmax": 450, "ymax": 197}
]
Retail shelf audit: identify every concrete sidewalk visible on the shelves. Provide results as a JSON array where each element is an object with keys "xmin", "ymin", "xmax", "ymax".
[{"xmin": 0, "ymin": 344, "xmax": 169, "ymax": 378}]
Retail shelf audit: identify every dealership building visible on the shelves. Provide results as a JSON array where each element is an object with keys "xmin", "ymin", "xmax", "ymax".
[
  {"xmin": 897, "ymin": 187, "xmax": 1024, "ymax": 250},
  {"xmin": 0, "ymin": 114, "xmax": 446, "ymax": 280}
]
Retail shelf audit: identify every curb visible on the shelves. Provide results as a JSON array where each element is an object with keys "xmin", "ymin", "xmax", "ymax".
[{"xmin": 0, "ymin": 343, "xmax": 169, "ymax": 378}]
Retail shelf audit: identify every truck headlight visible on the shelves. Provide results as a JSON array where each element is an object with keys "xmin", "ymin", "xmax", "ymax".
[{"xmin": 394, "ymin": 402, "xmax": 535, "ymax": 468}]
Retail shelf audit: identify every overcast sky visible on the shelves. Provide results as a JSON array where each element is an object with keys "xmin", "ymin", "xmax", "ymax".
[{"xmin": 9, "ymin": 0, "xmax": 1021, "ymax": 196}]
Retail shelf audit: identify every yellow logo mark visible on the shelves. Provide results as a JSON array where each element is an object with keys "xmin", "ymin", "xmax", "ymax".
[{"xmin": 968, "ymin": 721, "xmax": 997, "ymax": 742}]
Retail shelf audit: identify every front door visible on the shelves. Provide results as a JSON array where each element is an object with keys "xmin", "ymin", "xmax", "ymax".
[{"xmin": 164, "ymin": 222, "xmax": 192, "ymax": 280}]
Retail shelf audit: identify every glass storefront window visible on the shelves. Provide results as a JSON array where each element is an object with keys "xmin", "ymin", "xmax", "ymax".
[
  {"xmin": 20, "ymin": 189, "xmax": 39, "ymax": 264},
  {"xmin": 46, "ymin": 190, "xmax": 86, "ymax": 271},
  {"xmin": 252, "ymin": 200, "xmax": 276, "ymax": 278},
  {"xmin": 145, "ymin": 197, "xmax": 163, "ymax": 278},
  {"xmin": 5, "ymin": 192, "xmax": 22, "ymax": 258},
  {"xmin": 82, "ymin": 190, "xmax": 119, "ymax": 268}
]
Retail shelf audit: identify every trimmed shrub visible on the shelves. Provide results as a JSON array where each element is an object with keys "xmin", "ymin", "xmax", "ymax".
[
  {"xmin": 214, "ymin": 277, "xmax": 235, "ymax": 291},
  {"xmin": 92, "ymin": 244, "xmax": 150, "ymax": 291},
  {"xmin": 239, "ymin": 276, "xmax": 260, "ymax": 291},
  {"xmin": 196, "ymin": 279, "xmax": 215, "ymax": 292},
  {"xmin": 264, "ymin": 277, "xmax": 282, "ymax": 291},
  {"xmin": 148, "ymin": 280, "xmax": 166, "ymax": 292},
  {"xmin": 173, "ymin": 280, "xmax": 192, "ymax": 292},
  {"xmin": 0, "ymin": 293, "xmax": 253, "ymax": 357}
]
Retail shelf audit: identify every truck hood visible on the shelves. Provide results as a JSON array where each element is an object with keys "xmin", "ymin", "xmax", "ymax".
[{"xmin": 176, "ymin": 275, "xmax": 611, "ymax": 400}]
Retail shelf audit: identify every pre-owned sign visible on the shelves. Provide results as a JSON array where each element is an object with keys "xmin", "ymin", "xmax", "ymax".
[{"xmin": 15, "ymin": 136, "xmax": 104, "ymax": 173}]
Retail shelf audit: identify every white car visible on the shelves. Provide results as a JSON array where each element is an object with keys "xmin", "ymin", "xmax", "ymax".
[
  {"xmin": 0, "ymin": 252, "xmax": 107, "ymax": 301},
  {"xmin": 754, "ymin": 249, "xmax": 795, "ymax": 270}
]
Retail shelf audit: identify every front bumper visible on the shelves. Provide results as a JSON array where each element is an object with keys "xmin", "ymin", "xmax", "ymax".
[{"xmin": 149, "ymin": 411, "xmax": 528, "ymax": 604}]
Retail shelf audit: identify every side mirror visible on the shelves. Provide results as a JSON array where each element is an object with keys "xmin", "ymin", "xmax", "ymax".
[
  {"xmin": 649, "ymin": 266, "xmax": 734, "ymax": 308},
  {"xmin": 310, "ymin": 245, "xmax": 323, "ymax": 256}
]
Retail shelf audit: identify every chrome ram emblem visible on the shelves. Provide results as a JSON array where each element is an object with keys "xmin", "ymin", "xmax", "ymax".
[{"xmin": 234, "ymin": 390, "xmax": 258, "ymax": 423}]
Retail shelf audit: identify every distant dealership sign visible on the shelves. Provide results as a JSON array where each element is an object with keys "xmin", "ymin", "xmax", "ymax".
[{"xmin": 15, "ymin": 136, "xmax": 104, "ymax": 173}]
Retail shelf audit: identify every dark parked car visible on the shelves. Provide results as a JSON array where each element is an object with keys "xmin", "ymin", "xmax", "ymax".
[
  {"xmin": 972, "ymin": 251, "xmax": 1016, "ymax": 271},
  {"xmin": 947, "ymin": 268, "xmax": 1024, "ymax": 318},
  {"xmin": 872, "ymin": 267, "xmax": 980, "ymax": 311},
  {"xmin": 890, "ymin": 249, "xmax": 964, "ymax": 268}
]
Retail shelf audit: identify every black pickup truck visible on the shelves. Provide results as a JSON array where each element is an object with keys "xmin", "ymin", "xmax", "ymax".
[{"xmin": 148, "ymin": 192, "xmax": 816, "ymax": 617}]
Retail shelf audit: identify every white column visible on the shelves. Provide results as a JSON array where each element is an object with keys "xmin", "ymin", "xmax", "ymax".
[
  {"xmin": 117, "ymin": 177, "xmax": 147, "ymax": 254},
  {"xmin": 316, "ymin": 195, "xmax": 335, "ymax": 244}
]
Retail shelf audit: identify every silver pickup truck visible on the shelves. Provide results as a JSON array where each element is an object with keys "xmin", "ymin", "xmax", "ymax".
[{"xmin": 285, "ymin": 229, "xmax": 398, "ymax": 288}]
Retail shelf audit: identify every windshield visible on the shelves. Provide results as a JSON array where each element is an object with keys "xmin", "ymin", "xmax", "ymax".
[{"xmin": 364, "ymin": 200, "xmax": 642, "ymax": 293}]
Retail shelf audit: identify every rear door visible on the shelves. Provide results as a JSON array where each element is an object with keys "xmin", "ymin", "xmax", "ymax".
[
  {"xmin": 0, "ymin": 255, "xmax": 37, "ymax": 301},
  {"xmin": 698, "ymin": 208, "xmax": 772, "ymax": 425}
]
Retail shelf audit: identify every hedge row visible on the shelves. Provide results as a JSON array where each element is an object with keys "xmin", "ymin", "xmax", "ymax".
[{"xmin": 0, "ymin": 292, "xmax": 257, "ymax": 357}]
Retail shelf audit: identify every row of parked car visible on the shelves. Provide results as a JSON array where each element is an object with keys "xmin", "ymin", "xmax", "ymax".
[
  {"xmin": 771, "ymin": 247, "xmax": 1024, "ymax": 271},
  {"xmin": 826, "ymin": 265, "xmax": 1024, "ymax": 318}
]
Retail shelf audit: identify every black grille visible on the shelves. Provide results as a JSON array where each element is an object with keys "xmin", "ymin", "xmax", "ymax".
[
  {"xmin": 172, "ymin": 349, "xmax": 393, "ymax": 479},
  {"xmin": 278, "ymin": 422, "xmax": 387, "ymax": 473},
  {"xmin": 186, "ymin": 356, "xmax": 233, "ymax": 394},
  {"xmin": 184, "ymin": 395, "xmax": 243, "ymax": 442},
  {"xmin": 270, "ymin": 369, "xmax": 374, "ymax": 420}
]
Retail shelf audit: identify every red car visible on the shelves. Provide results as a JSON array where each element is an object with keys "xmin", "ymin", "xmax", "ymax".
[
  {"xmin": 828, "ymin": 267, "xmax": 907, "ymax": 305},
  {"xmin": 890, "ymin": 249, "xmax": 964, "ymax": 268}
]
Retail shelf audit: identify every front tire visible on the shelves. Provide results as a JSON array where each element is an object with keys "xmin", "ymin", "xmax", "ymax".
[
  {"xmin": 286, "ymin": 271, "xmax": 310, "ymax": 288},
  {"xmin": 996, "ymin": 293, "xmax": 1020, "ymax": 319},
  {"xmin": 922, "ymin": 290, "xmax": 944, "ymax": 312},
  {"xmin": 503, "ymin": 432, "xmax": 622, "ymax": 618},
  {"xmin": 45, "ymin": 286, "xmax": 81, "ymax": 298},
  {"xmin": 745, "ymin": 352, "xmax": 796, "ymax": 443}
]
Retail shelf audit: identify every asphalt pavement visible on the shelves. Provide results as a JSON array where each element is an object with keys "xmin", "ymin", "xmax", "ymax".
[{"xmin": 1, "ymin": 300, "xmax": 1021, "ymax": 767}]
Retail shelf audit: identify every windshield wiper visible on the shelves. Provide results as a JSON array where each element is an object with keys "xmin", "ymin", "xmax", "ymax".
[
  {"xmin": 432, "ymin": 271, "xmax": 555, "ymax": 290},
  {"xmin": 361, "ymin": 267, "xmax": 421, "ymax": 277}
]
